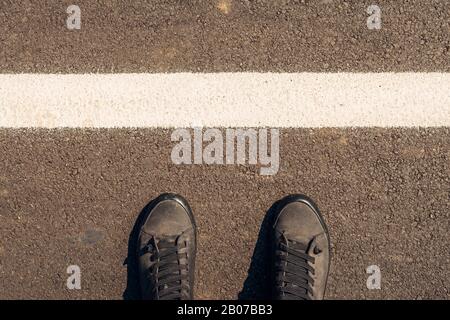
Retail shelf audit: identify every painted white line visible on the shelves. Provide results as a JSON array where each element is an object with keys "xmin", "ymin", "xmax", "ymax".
[{"xmin": 0, "ymin": 73, "xmax": 449, "ymax": 128}]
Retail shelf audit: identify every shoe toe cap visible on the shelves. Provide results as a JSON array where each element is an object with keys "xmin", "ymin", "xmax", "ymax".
[
  {"xmin": 274, "ymin": 201, "xmax": 326, "ymax": 243},
  {"xmin": 142, "ymin": 200, "xmax": 193, "ymax": 236}
]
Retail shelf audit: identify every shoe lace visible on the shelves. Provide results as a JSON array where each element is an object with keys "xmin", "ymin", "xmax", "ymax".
[
  {"xmin": 146, "ymin": 235, "xmax": 190, "ymax": 300},
  {"xmin": 275, "ymin": 238, "xmax": 317, "ymax": 300}
]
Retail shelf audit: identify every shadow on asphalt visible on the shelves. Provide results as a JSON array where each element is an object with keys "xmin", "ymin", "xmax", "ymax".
[{"xmin": 238, "ymin": 199, "xmax": 280, "ymax": 300}]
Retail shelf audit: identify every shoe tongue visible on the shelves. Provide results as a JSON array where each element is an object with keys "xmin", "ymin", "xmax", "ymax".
[
  {"xmin": 283, "ymin": 233, "xmax": 311, "ymax": 248},
  {"xmin": 155, "ymin": 234, "xmax": 179, "ymax": 245}
]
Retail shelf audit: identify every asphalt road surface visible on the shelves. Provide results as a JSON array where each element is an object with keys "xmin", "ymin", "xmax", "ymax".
[{"xmin": 0, "ymin": 0, "xmax": 449, "ymax": 299}]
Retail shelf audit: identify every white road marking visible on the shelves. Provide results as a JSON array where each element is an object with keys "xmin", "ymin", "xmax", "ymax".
[{"xmin": 0, "ymin": 73, "xmax": 449, "ymax": 128}]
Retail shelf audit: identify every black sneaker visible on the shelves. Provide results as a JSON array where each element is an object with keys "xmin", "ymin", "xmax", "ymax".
[
  {"xmin": 137, "ymin": 193, "xmax": 197, "ymax": 300},
  {"xmin": 271, "ymin": 195, "xmax": 330, "ymax": 300}
]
